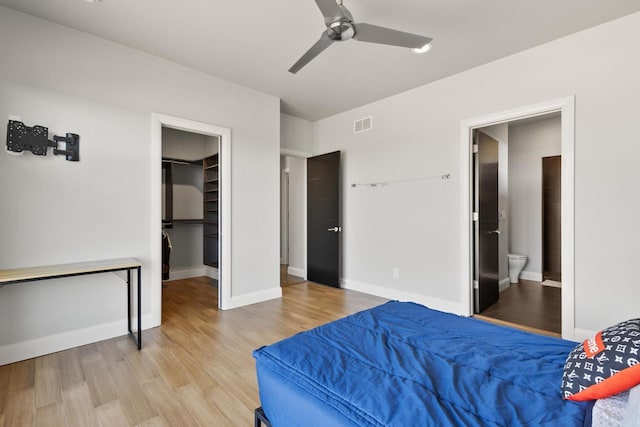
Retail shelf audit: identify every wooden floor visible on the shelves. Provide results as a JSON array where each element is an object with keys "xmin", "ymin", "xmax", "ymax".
[
  {"xmin": 0, "ymin": 277, "xmax": 386, "ymax": 426},
  {"xmin": 478, "ymin": 279, "xmax": 561, "ymax": 335},
  {"xmin": 279, "ymin": 264, "xmax": 305, "ymax": 287}
]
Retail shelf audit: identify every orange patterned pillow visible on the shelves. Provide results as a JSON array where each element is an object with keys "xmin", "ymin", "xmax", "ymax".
[{"xmin": 561, "ymin": 319, "xmax": 640, "ymax": 401}]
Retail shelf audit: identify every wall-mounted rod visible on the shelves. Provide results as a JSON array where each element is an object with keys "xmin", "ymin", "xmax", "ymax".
[
  {"xmin": 161, "ymin": 157, "xmax": 201, "ymax": 166},
  {"xmin": 351, "ymin": 173, "xmax": 451, "ymax": 188}
]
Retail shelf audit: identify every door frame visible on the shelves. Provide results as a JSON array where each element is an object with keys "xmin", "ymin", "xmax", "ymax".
[
  {"xmin": 459, "ymin": 96, "xmax": 576, "ymax": 339},
  {"xmin": 150, "ymin": 113, "xmax": 232, "ymax": 326}
]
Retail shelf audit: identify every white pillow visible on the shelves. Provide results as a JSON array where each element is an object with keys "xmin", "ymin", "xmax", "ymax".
[
  {"xmin": 622, "ymin": 384, "xmax": 640, "ymax": 427},
  {"xmin": 592, "ymin": 391, "xmax": 628, "ymax": 427}
]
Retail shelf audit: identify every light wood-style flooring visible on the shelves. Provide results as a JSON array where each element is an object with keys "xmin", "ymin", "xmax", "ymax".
[
  {"xmin": 0, "ymin": 277, "xmax": 386, "ymax": 426},
  {"xmin": 279, "ymin": 264, "xmax": 305, "ymax": 287},
  {"xmin": 478, "ymin": 279, "xmax": 561, "ymax": 335}
]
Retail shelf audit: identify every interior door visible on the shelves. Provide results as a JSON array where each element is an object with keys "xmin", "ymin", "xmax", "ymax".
[
  {"xmin": 473, "ymin": 130, "xmax": 500, "ymax": 313},
  {"xmin": 307, "ymin": 151, "xmax": 341, "ymax": 287},
  {"xmin": 542, "ymin": 155, "xmax": 562, "ymax": 282}
]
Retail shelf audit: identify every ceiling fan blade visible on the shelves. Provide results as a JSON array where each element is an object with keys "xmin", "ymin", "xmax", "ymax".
[
  {"xmin": 314, "ymin": 0, "xmax": 346, "ymax": 21},
  {"xmin": 353, "ymin": 23, "xmax": 432, "ymax": 49},
  {"xmin": 289, "ymin": 32, "xmax": 334, "ymax": 74}
]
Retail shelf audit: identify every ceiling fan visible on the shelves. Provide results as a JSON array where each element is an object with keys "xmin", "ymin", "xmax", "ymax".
[{"xmin": 289, "ymin": 0, "xmax": 433, "ymax": 74}]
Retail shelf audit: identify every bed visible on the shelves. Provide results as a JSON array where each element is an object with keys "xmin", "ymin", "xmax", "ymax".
[{"xmin": 253, "ymin": 301, "xmax": 593, "ymax": 426}]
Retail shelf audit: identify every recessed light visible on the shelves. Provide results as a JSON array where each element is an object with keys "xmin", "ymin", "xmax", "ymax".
[
  {"xmin": 412, "ymin": 43, "xmax": 432, "ymax": 54},
  {"xmin": 84, "ymin": 0, "xmax": 102, "ymax": 3}
]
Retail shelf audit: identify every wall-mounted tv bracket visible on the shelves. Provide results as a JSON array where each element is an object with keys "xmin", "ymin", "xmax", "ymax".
[{"xmin": 6, "ymin": 120, "xmax": 80, "ymax": 161}]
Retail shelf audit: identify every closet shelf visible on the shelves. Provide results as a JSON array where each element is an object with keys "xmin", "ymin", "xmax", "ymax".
[{"xmin": 203, "ymin": 153, "xmax": 219, "ymax": 269}]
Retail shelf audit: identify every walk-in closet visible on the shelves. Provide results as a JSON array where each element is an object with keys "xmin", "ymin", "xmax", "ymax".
[{"xmin": 161, "ymin": 127, "xmax": 219, "ymax": 286}]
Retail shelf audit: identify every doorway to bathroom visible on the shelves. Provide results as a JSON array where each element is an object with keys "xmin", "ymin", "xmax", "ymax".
[{"xmin": 461, "ymin": 97, "xmax": 575, "ymax": 339}]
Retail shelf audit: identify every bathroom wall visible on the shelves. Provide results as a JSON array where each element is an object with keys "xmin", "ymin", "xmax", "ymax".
[{"xmin": 508, "ymin": 115, "xmax": 561, "ymax": 281}]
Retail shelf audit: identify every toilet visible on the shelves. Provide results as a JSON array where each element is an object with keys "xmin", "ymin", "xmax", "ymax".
[{"xmin": 508, "ymin": 254, "xmax": 527, "ymax": 283}]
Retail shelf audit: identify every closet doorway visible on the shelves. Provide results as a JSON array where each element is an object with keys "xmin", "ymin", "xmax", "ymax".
[
  {"xmin": 161, "ymin": 128, "xmax": 219, "ymax": 317},
  {"xmin": 151, "ymin": 114, "xmax": 231, "ymax": 327},
  {"xmin": 460, "ymin": 97, "xmax": 576, "ymax": 340},
  {"xmin": 280, "ymin": 155, "xmax": 307, "ymax": 287}
]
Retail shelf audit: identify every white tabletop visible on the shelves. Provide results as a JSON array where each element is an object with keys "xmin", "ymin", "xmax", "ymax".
[{"xmin": 0, "ymin": 258, "xmax": 141, "ymax": 284}]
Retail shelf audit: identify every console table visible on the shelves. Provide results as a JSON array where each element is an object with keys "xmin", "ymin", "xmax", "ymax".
[{"xmin": 0, "ymin": 258, "xmax": 142, "ymax": 349}]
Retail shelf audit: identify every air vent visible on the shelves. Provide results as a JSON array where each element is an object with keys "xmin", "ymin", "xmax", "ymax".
[{"xmin": 354, "ymin": 117, "xmax": 372, "ymax": 134}]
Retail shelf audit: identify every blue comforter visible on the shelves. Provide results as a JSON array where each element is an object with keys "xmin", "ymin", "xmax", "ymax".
[{"xmin": 254, "ymin": 301, "xmax": 592, "ymax": 426}]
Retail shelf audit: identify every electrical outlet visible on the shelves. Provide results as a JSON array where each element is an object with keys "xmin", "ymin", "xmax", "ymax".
[{"xmin": 393, "ymin": 268, "xmax": 400, "ymax": 279}]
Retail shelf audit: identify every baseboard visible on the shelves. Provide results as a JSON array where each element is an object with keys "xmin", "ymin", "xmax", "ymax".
[
  {"xmin": 204, "ymin": 266, "xmax": 218, "ymax": 279},
  {"xmin": 520, "ymin": 271, "xmax": 543, "ymax": 282},
  {"xmin": 167, "ymin": 267, "xmax": 206, "ymax": 280},
  {"xmin": 225, "ymin": 287, "xmax": 282, "ymax": 310},
  {"xmin": 287, "ymin": 266, "xmax": 305, "ymax": 278},
  {"xmin": 0, "ymin": 313, "xmax": 154, "ymax": 366},
  {"xmin": 499, "ymin": 278, "xmax": 511, "ymax": 292},
  {"xmin": 341, "ymin": 279, "xmax": 466, "ymax": 316}
]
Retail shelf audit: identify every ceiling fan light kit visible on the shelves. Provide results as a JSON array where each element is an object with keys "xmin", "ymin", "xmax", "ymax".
[
  {"xmin": 412, "ymin": 42, "xmax": 432, "ymax": 54},
  {"xmin": 289, "ymin": 0, "xmax": 433, "ymax": 73}
]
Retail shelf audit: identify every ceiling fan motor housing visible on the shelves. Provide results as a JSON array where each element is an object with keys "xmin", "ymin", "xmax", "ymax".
[
  {"xmin": 328, "ymin": 19, "xmax": 355, "ymax": 41},
  {"xmin": 325, "ymin": 4, "xmax": 355, "ymax": 41}
]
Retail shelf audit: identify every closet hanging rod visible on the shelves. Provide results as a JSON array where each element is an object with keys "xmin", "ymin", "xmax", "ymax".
[
  {"xmin": 351, "ymin": 173, "xmax": 451, "ymax": 188},
  {"xmin": 162, "ymin": 157, "xmax": 201, "ymax": 166}
]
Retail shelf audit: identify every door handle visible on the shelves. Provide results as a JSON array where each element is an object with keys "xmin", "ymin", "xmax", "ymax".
[
  {"xmin": 488, "ymin": 229, "xmax": 501, "ymax": 235},
  {"xmin": 327, "ymin": 227, "xmax": 342, "ymax": 233}
]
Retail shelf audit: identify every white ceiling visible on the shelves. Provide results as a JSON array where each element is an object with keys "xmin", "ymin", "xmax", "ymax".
[{"xmin": 2, "ymin": 0, "xmax": 639, "ymax": 121}]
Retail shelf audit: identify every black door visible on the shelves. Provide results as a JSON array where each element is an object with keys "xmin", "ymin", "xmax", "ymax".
[
  {"xmin": 307, "ymin": 151, "xmax": 341, "ymax": 287},
  {"xmin": 474, "ymin": 130, "xmax": 500, "ymax": 313},
  {"xmin": 542, "ymin": 155, "xmax": 562, "ymax": 282}
]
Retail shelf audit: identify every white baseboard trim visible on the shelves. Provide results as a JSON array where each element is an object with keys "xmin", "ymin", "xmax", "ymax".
[
  {"xmin": 499, "ymin": 278, "xmax": 511, "ymax": 292},
  {"xmin": 167, "ymin": 267, "xmax": 206, "ymax": 281},
  {"xmin": 204, "ymin": 266, "xmax": 218, "ymax": 279},
  {"xmin": 287, "ymin": 266, "xmax": 305, "ymax": 278},
  {"xmin": 0, "ymin": 313, "xmax": 154, "ymax": 366},
  {"xmin": 341, "ymin": 279, "xmax": 466, "ymax": 316},
  {"xmin": 520, "ymin": 271, "xmax": 543, "ymax": 282},
  {"xmin": 225, "ymin": 287, "xmax": 282, "ymax": 310}
]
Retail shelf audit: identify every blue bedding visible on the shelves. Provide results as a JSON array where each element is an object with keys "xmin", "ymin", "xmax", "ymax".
[{"xmin": 254, "ymin": 301, "xmax": 592, "ymax": 426}]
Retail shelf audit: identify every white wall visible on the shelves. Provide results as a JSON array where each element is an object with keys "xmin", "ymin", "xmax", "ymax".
[
  {"xmin": 281, "ymin": 113, "xmax": 313, "ymax": 155},
  {"xmin": 312, "ymin": 12, "xmax": 640, "ymax": 334},
  {"xmin": 508, "ymin": 116, "xmax": 561, "ymax": 281},
  {"xmin": 479, "ymin": 124, "xmax": 509, "ymax": 287},
  {"xmin": 0, "ymin": 7, "xmax": 280, "ymax": 365}
]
